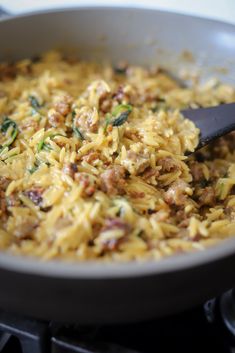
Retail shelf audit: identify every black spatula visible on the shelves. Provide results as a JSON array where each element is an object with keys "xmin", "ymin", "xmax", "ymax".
[{"xmin": 181, "ymin": 102, "xmax": 235, "ymax": 152}]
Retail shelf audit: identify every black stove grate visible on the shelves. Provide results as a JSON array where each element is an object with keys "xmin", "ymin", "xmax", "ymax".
[{"xmin": 1, "ymin": 290, "xmax": 235, "ymax": 353}]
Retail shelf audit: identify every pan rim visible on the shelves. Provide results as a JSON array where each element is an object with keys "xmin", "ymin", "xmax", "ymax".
[
  {"xmin": 0, "ymin": 237, "xmax": 235, "ymax": 278},
  {"xmin": 0, "ymin": 5, "xmax": 235, "ymax": 279},
  {"xmin": 0, "ymin": 4, "xmax": 235, "ymax": 30}
]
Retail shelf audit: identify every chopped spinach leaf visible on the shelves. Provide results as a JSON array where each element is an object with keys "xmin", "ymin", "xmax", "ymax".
[
  {"xmin": 29, "ymin": 95, "xmax": 41, "ymax": 110},
  {"xmin": 112, "ymin": 110, "xmax": 131, "ymax": 126},
  {"xmin": 71, "ymin": 110, "xmax": 84, "ymax": 140},
  {"xmin": 112, "ymin": 104, "xmax": 132, "ymax": 117},
  {"xmin": 111, "ymin": 104, "xmax": 132, "ymax": 127},
  {"xmin": 0, "ymin": 116, "xmax": 18, "ymax": 149},
  {"xmin": 1, "ymin": 116, "xmax": 17, "ymax": 134},
  {"xmin": 73, "ymin": 127, "xmax": 84, "ymax": 141},
  {"xmin": 28, "ymin": 165, "xmax": 39, "ymax": 174},
  {"xmin": 71, "ymin": 110, "xmax": 76, "ymax": 119},
  {"xmin": 37, "ymin": 139, "xmax": 52, "ymax": 152}
]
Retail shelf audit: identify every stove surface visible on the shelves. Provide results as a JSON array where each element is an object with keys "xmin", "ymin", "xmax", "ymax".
[{"xmin": 1, "ymin": 290, "xmax": 235, "ymax": 353}]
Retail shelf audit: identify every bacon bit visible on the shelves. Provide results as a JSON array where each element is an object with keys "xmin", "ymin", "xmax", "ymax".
[
  {"xmin": 82, "ymin": 151, "xmax": 99, "ymax": 164},
  {"xmin": 24, "ymin": 187, "xmax": 44, "ymax": 206},
  {"xmin": 129, "ymin": 191, "xmax": 145, "ymax": 199},
  {"xmin": 100, "ymin": 165, "xmax": 126, "ymax": 195},
  {"xmin": 107, "ymin": 125, "xmax": 113, "ymax": 133},
  {"xmin": 99, "ymin": 98, "xmax": 112, "ymax": 113},
  {"xmin": 62, "ymin": 162, "xmax": 78, "ymax": 179},
  {"xmin": 112, "ymin": 85, "xmax": 125, "ymax": 103},
  {"xmin": 0, "ymin": 176, "xmax": 11, "ymax": 191},
  {"xmin": 142, "ymin": 167, "xmax": 160, "ymax": 182},
  {"xmin": 103, "ymin": 218, "xmax": 131, "ymax": 232},
  {"xmin": 164, "ymin": 180, "xmax": 189, "ymax": 206},
  {"xmin": 75, "ymin": 173, "xmax": 96, "ymax": 197},
  {"xmin": 86, "ymin": 186, "xmax": 96, "ymax": 196},
  {"xmin": 48, "ymin": 108, "xmax": 65, "ymax": 127},
  {"xmin": 101, "ymin": 218, "xmax": 131, "ymax": 251},
  {"xmin": 54, "ymin": 94, "xmax": 73, "ymax": 116}
]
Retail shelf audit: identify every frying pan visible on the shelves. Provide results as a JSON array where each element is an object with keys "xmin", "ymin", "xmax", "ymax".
[{"xmin": 0, "ymin": 6, "xmax": 235, "ymax": 324}]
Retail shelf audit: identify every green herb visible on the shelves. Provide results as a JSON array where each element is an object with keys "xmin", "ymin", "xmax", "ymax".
[
  {"xmin": 37, "ymin": 133, "xmax": 66, "ymax": 153},
  {"xmin": 112, "ymin": 110, "xmax": 131, "ymax": 126},
  {"xmin": 28, "ymin": 165, "xmax": 39, "ymax": 174},
  {"xmin": 71, "ymin": 110, "xmax": 76, "ymax": 119},
  {"xmin": 111, "ymin": 104, "xmax": 132, "ymax": 127},
  {"xmin": 71, "ymin": 110, "xmax": 85, "ymax": 141},
  {"xmin": 73, "ymin": 127, "xmax": 84, "ymax": 141},
  {"xmin": 29, "ymin": 95, "xmax": 41, "ymax": 110},
  {"xmin": 112, "ymin": 104, "xmax": 132, "ymax": 117},
  {"xmin": 1, "ymin": 116, "xmax": 17, "ymax": 134},
  {"xmin": 37, "ymin": 139, "xmax": 52, "ymax": 152},
  {"xmin": 0, "ymin": 116, "xmax": 18, "ymax": 149}
]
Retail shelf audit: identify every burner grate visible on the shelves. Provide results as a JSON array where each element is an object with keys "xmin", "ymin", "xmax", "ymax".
[
  {"xmin": 0, "ymin": 311, "xmax": 138, "ymax": 353},
  {"xmin": 1, "ymin": 291, "xmax": 235, "ymax": 353}
]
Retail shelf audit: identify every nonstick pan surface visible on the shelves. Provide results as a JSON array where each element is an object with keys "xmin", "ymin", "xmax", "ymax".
[{"xmin": 0, "ymin": 6, "xmax": 235, "ymax": 323}]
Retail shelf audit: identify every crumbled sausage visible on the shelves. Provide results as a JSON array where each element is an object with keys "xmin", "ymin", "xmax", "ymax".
[
  {"xmin": 21, "ymin": 119, "xmax": 39, "ymax": 131},
  {"xmin": 198, "ymin": 186, "xmax": 216, "ymax": 206},
  {"xmin": 158, "ymin": 157, "xmax": 179, "ymax": 173},
  {"xmin": 14, "ymin": 218, "xmax": 38, "ymax": 239},
  {"xmin": 100, "ymin": 165, "xmax": 126, "ymax": 195},
  {"xmin": 0, "ymin": 176, "xmax": 10, "ymax": 191},
  {"xmin": 6, "ymin": 193, "xmax": 21, "ymax": 208},
  {"xmin": 73, "ymin": 106, "xmax": 99, "ymax": 133},
  {"xmin": 0, "ymin": 190, "xmax": 7, "ymax": 219},
  {"xmin": 99, "ymin": 98, "xmax": 112, "ymax": 113},
  {"xmin": 0, "ymin": 178, "xmax": 11, "ymax": 219},
  {"xmin": 164, "ymin": 180, "xmax": 189, "ymax": 206},
  {"xmin": 190, "ymin": 162, "xmax": 205, "ymax": 182},
  {"xmin": 54, "ymin": 94, "xmax": 73, "ymax": 116},
  {"xmin": 0, "ymin": 63, "xmax": 17, "ymax": 81},
  {"xmin": 48, "ymin": 108, "xmax": 65, "ymax": 127},
  {"xmin": 142, "ymin": 167, "xmax": 160, "ymax": 182},
  {"xmin": 129, "ymin": 191, "xmax": 145, "ymax": 199},
  {"xmin": 121, "ymin": 150, "xmax": 150, "ymax": 175}
]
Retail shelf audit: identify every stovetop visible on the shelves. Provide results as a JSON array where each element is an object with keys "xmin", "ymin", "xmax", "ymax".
[{"xmin": 1, "ymin": 289, "xmax": 235, "ymax": 353}]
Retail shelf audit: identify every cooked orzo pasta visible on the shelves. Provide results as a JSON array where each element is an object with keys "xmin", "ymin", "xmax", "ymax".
[{"xmin": 0, "ymin": 50, "xmax": 235, "ymax": 261}]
